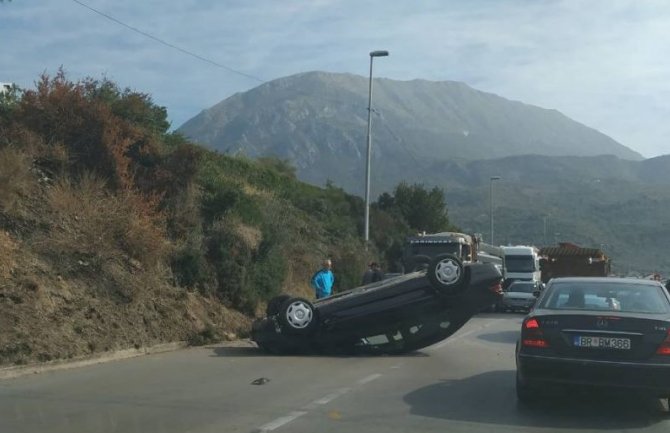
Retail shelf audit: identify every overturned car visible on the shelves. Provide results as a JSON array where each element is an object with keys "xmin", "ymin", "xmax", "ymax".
[{"xmin": 252, "ymin": 254, "xmax": 503, "ymax": 355}]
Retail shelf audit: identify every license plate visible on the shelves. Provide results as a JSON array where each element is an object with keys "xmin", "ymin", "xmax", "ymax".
[{"xmin": 573, "ymin": 336, "xmax": 631, "ymax": 350}]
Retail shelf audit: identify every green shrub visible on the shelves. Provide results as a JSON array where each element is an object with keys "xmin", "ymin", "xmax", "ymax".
[{"xmin": 171, "ymin": 236, "xmax": 213, "ymax": 290}]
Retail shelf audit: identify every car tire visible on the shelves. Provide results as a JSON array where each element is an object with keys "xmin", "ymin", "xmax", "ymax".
[
  {"xmin": 427, "ymin": 254, "xmax": 466, "ymax": 295},
  {"xmin": 516, "ymin": 370, "xmax": 536, "ymax": 404},
  {"xmin": 278, "ymin": 297, "xmax": 318, "ymax": 335},
  {"xmin": 266, "ymin": 294, "xmax": 291, "ymax": 317}
]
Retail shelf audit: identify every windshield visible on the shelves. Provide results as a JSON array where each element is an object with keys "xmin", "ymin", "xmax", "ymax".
[
  {"xmin": 539, "ymin": 281, "xmax": 670, "ymax": 314},
  {"xmin": 505, "ymin": 255, "xmax": 536, "ymax": 273}
]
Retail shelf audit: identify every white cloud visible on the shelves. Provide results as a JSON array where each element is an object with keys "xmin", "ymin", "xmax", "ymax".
[{"xmin": 2, "ymin": 0, "xmax": 670, "ymax": 157}]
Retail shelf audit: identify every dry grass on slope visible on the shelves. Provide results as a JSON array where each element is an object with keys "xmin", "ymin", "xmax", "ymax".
[{"xmin": 0, "ymin": 152, "xmax": 250, "ymax": 366}]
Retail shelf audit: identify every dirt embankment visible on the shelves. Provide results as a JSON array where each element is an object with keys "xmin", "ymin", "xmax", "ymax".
[{"xmin": 0, "ymin": 227, "xmax": 251, "ymax": 366}]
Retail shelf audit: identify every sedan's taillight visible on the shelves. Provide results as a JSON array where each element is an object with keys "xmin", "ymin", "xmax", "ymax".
[
  {"xmin": 656, "ymin": 329, "xmax": 670, "ymax": 355},
  {"xmin": 522, "ymin": 317, "xmax": 550, "ymax": 348}
]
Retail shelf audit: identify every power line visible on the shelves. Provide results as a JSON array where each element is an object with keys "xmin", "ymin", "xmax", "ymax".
[{"xmin": 71, "ymin": 0, "xmax": 265, "ymax": 83}]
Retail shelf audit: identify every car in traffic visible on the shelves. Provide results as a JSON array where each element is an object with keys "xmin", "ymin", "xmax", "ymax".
[
  {"xmin": 516, "ymin": 277, "xmax": 670, "ymax": 406},
  {"xmin": 501, "ymin": 280, "xmax": 542, "ymax": 313},
  {"xmin": 252, "ymin": 254, "xmax": 503, "ymax": 355}
]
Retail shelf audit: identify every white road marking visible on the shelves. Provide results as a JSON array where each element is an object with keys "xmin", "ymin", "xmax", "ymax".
[
  {"xmin": 357, "ymin": 373, "xmax": 382, "ymax": 385},
  {"xmin": 303, "ymin": 387, "xmax": 352, "ymax": 409},
  {"xmin": 313, "ymin": 387, "xmax": 351, "ymax": 405},
  {"xmin": 390, "ymin": 363, "xmax": 403, "ymax": 369},
  {"xmin": 256, "ymin": 411, "xmax": 307, "ymax": 432}
]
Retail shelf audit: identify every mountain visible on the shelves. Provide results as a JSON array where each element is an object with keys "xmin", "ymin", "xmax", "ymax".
[{"xmin": 178, "ymin": 71, "xmax": 642, "ymax": 196}]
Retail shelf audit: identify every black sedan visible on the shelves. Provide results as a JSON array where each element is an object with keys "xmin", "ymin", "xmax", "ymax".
[
  {"xmin": 252, "ymin": 254, "xmax": 503, "ymax": 355},
  {"xmin": 516, "ymin": 277, "xmax": 670, "ymax": 404}
]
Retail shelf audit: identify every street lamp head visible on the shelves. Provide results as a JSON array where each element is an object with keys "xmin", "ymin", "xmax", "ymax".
[
  {"xmin": 370, "ymin": 50, "xmax": 389, "ymax": 57},
  {"xmin": 490, "ymin": 176, "xmax": 501, "ymax": 181}
]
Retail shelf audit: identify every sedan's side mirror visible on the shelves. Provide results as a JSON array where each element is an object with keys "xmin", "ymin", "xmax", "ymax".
[{"xmin": 532, "ymin": 290, "xmax": 541, "ymax": 298}]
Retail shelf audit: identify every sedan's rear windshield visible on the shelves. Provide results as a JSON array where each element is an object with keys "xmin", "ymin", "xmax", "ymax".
[{"xmin": 539, "ymin": 281, "xmax": 670, "ymax": 314}]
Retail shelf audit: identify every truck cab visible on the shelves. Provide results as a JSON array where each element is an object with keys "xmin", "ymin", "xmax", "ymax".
[
  {"xmin": 401, "ymin": 232, "xmax": 504, "ymax": 273},
  {"xmin": 502, "ymin": 245, "xmax": 541, "ymax": 286}
]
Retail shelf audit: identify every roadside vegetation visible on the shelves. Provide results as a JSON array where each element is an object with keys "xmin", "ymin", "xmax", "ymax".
[{"xmin": 0, "ymin": 71, "xmax": 455, "ymax": 365}]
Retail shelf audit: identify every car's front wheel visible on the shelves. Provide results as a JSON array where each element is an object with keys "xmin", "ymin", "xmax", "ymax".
[
  {"xmin": 427, "ymin": 254, "xmax": 466, "ymax": 295},
  {"xmin": 279, "ymin": 297, "xmax": 318, "ymax": 335}
]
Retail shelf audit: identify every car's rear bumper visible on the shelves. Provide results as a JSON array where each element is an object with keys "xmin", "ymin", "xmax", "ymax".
[{"xmin": 518, "ymin": 353, "xmax": 670, "ymax": 395}]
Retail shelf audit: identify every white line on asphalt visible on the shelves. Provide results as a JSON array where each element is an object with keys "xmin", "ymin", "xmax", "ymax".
[
  {"xmin": 308, "ymin": 387, "xmax": 352, "ymax": 407},
  {"xmin": 256, "ymin": 411, "xmax": 307, "ymax": 432},
  {"xmin": 357, "ymin": 373, "xmax": 382, "ymax": 385},
  {"xmin": 390, "ymin": 364, "xmax": 403, "ymax": 369}
]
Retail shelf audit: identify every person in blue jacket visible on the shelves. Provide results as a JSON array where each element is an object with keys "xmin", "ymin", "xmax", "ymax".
[{"xmin": 311, "ymin": 259, "xmax": 335, "ymax": 299}]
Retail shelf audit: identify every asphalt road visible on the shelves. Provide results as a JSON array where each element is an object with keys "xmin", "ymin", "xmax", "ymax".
[{"xmin": 1, "ymin": 313, "xmax": 669, "ymax": 433}]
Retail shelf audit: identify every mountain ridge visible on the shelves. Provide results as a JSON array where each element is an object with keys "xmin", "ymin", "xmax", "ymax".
[{"xmin": 178, "ymin": 71, "xmax": 642, "ymax": 196}]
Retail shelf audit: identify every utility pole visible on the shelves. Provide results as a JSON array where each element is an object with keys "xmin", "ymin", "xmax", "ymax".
[{"xmin": 489, "ymin": 176, "xmax": 501, "ymax": 244}]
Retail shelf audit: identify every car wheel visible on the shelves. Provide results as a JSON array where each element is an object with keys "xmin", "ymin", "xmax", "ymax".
[
  {"xmin": 427, "ymin": 254, "xmax": 466, "ymax": 295},
  {"xmin": 279, "ymin": 297, "xmax": 318, "ymax": 335},
  {"xmin": 516, "ymin": 370, "xmax": 536, "ymax": 404},
  {"xmin": 266, "ymin": 294, "xmax": 291, "ymax": 317}
]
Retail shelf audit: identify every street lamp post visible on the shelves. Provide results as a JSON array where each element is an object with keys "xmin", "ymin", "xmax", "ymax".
[
  {"xmin": 364, "ymin": 50, "xmax": 389, "ymax": 247},
  {"xmin": 489, "ymin": 176, "xmax": 501, "ymax": 245}
]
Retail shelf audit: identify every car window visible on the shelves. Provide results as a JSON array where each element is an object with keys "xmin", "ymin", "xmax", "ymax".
[{"xmin": 540, "ymin": 281, "xmax": 669, "ymax": 314}]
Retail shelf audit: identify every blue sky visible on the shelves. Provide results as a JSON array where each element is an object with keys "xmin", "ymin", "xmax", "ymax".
[{"xmin": 2, "ymin": 0, "xmax": 670, "ymax": 158}]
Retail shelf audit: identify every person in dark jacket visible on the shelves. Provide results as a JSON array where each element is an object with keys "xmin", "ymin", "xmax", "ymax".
[
  {"xmin": 362, "ymin": 262, "xmax": 375, "ymax": 285},
  {"xmin": 362, "ymin": 262, "xmax": 384, "ymax": 285},
  {"xmin": 372, "ymin": 262, "xmax": 384, "ymax": 282}
]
